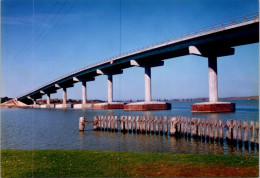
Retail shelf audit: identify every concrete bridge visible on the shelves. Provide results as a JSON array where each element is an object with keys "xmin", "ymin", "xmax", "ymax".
[{"xmin": 16, "ymin": 12, "xmax": 259, "ymax": 112}]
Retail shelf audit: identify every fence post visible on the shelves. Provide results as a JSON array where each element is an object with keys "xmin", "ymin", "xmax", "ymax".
[
  {"xmin": 191, "ymin": 118, "xmax": 196, "ymax": 139},
  {"xmin": 136, "ymin": 116, "xmax": 140, "ymax": 133},
  {"xmin": 250, "ymin": 121, "xmax": 255, "ymax": 148},
  {"xmin": 98, "ymin": 116, "xmax": 101, "ymax": 131},
  {"xmin": 256, "ymin": 121, "xmax": 259, "ymax": 147},
  {"xmin": 219, "ymin": 119, "xmax": 223, "ymax": 143},
  {"xmin": 128, "ymin": 116, "xmax": 132, "ymax": 133},
  {"xmin": 238, "ymin": 120, "xmax": 242, "ymax": 146},
  {"xmin": 159, "ymin": 117, "xmax": 163, "ymax": 134},
  {"xmin": 104, "ymin": 116, "xmax": 107, "ymax": 131},
  {"xmin": 120, "ymin": 116, "xmax": 124, "ymax": 132},
  {"xmin": 150, "ymin": 117, "xmax": 154, "ymax": 134},
  {"xmin": 146, "ymin": 116, "xmax": 150, "ymax": 134},
  {"xmin": 79, "ymin": 117, "xmax": 85, "ymax": 131},
  {"xmin": 107, "ymin": 116, "xmax": 111, "ymax": 131},
  {"xmin": 202, "ymin": 118, "xmax": 205, "ymax": 140},
  {"xmin": 197, "ymin": 118, "xmax": 201, "ymax": 139},
  {"xmin": 244, "ymin": 120, "xmax": 248, "ymax": 148},
  {"xmin": 132, "ymin": 116, "xmax": 136, "ymax": 133},
  {"xmin": 155, "ymin": 117, "xmax": 159, "ymax": 134},
  {"xmin": 114, "ymin": 116, "xmax": 118, "ymax": 132},
  {"xmin": 164, "ymin": 116, "xmax": 168, "ymax": 135}
]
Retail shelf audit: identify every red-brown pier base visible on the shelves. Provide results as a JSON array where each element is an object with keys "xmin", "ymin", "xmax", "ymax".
[
  {"xmin": 191, "ymin": 102, "xmax": 235, "ymax": 113},
  {"xmin": 124, "ymin": 101, "xmax": 171, "ymax": 111},
  {"xmin": 91, "ymin": 102, "xmax": 124, "ymax": 110}
]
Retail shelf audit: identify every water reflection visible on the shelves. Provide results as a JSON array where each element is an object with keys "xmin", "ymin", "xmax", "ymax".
[
  {"xmin": 1, "ymin": 100, "xmax": 258, "ymax": 157},
  {"xmin": 89, "ymin": 130, "xmax": 258, "ymax": 157}
]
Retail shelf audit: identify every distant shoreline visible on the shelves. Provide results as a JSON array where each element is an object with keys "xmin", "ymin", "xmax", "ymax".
[{"xmin": 1, "ymin": 96, "xmax": 258, "ymax": 105}]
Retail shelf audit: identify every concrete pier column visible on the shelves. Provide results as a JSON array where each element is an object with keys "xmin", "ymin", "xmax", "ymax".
[
  {"xmin": 33, "ymin": 99, "xmax": 37, "ymax": 106},
  {"xmin": 63, "ymin": 87, "xmax": 67, "ymax": 105},
  {"xmin": 108, "ymin": 75, "xmax": 113, "ymax": 103},
  {"xmin": 47, "ymin": 93, "xmax": 51, "ymax": 105},
  {"xmin": 82, "ymin": 81, "xmax": 86, "ymax": 104},
  {"xmin": 208, "ymin": 56, "xmax": 218, "ymax": 102},
  {"xmin": 144, "ymin": 66, "xmax": 151, "ymax": 102}
]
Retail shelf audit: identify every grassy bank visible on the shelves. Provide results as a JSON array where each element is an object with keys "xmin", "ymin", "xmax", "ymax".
[{"xmin": 1, "ymin": 149, "xmax": 259, "ymax": 177}]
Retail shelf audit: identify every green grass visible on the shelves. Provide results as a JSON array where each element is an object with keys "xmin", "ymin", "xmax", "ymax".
[{"xmin": 1, "ymin": 149, "xmax": 259, "ymax": 177}]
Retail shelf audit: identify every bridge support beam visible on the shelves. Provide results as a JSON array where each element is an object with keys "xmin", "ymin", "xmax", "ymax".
[
  {"xmin": 189, "ymin": 46, "xmax": 235, "ymax": 113},
  {"xmin": 124, "ymin": 60, "xmax": 171, "ymax": 111}
]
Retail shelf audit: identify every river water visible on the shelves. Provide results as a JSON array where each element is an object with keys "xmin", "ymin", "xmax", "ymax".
[{"xmin": 1, "ymin": 100, "xmax": 259, "ymax": 157}]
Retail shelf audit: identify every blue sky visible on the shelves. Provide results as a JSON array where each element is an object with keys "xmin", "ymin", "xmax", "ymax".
[{"xmin": 1, "ymin": 0, "xmax": 259, "ymax": 101}]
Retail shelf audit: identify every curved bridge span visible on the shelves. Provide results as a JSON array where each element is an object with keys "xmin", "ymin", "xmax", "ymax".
[{"xmin": 16, "ymin": 12, "xmax": 259, "ymax": 111}]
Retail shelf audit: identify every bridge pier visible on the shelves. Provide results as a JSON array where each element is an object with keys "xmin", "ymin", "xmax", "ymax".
[
  {"xmin": 92, "ymin": 70, "xmax": 124, "ymax": 110},
  {"xmin": 145, "ymin": 66, "xmax": 151, "ymax": 102},
  {"xmin": 73, "ymin": 78, "xmax": 94, "ymax": 109},
  {"xmin": 124, "ymin": 60, "xmax": 171, "ymax": 111},
  {"xmin": 189, "ymin": 46, "xmax": 236, "ymax": 113},
  {"xmin": 45, "ymin": 93, "xmax": 55, "ymax": 108}
]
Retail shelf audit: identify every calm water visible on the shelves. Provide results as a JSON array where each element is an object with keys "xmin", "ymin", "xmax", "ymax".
[{"xmin": 1, "ymin": 100, "xmax": 259, "ymax": 157}]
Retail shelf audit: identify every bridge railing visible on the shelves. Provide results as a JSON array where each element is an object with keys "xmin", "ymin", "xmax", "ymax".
[{"xmin": 17, "ymin": 12, "xmax": 259, "ymax": 99}]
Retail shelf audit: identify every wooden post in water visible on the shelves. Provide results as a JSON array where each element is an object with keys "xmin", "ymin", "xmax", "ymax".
[
  {"xmin": 188, "ymin": 117, "xmax": 192, "ymax": 138},
  {"xmin": 256, "ymin": 121, "xmax": 259, "ymax": 147},
  {"xmin": 214, "ymin": 119, "xmax": 218, "ymax": 141},
  {"xmin": 197, "ymin": 118, "xmax": 201, "ymax": 140},
  {"xmin": 98, "ymin": 117, "xmax": 101, "ymax": 131},
  {"xmin": 108, "ymin": 116, "xmax": 111, "ymax": 131},
  {"xmin": 103, "ymin": 116, "xmax": 107, "ymax": 131},
  {"xmin": 226, "ymin": 120, "xmax": 231, "ymax": 142},
  {"xmin": 146, "ymin": 116, "xmax": 150, "ymax": 134},
  {"xmin": 170, "ymin": 117, "xmax": 177, "ymax": 136},
  {"xmin": 191, "ymin": 118, "xmax": 196, "ymax": 139},
  {"xmin": 132, "ymin": 116, "xmax": 136, "ymax": 133},
  {"xmin": 120, "ymin": 116, "xmax": 124, "ymax": 132},
  {"xmin": 244, "ymin": 120, "xmax": 248, "ymax": 148},
  {"xmin": 250, "ymin": 121, "xmax": 255, "ymax": 148},
  {"xmin": 114, "ymin": 116, "xmax": 118, "ymax": 132},
  {"xmin": 206, "ymin": 119, "xmax": 210, "ymax": 141},
  {"xmin": 111, "ymin": 116, "xmax": 114, "ymax": 131},
  {"xmin": 124, "ymin": 117, "xmax": 128, "ymax": 133},
  {"xmin": 139, "ymin": 116, "xmax": 143, "ymax": 134},
  {"xmin": 182, "ymin": 117, "xmax": 186, "ymax": 137},
  {"xmin": 155, "ymin": 117, "xmax": 159, "ymax": 134},
  {"xmin": 208, "ymin": 120, "xmax": 212, "ymax": 141},
  {"xmin": 202, "ymin": 118, "xmax": 205, "ymax": 140},
  {"xmin": 79, "ymin": 117, "xmax": 85, "ymax": 131},
  {"xmin": 101, "ymin": 116, "xmax": 104, "ymax": 131},
  {"xmin": 164, "ymin": 116, "xmax": 168, "ymax": 135},
  {"xmin": 96, "ymin": 116, "xmax": 100, "ymax": 130},
  {"xmin": 176, "ymin": 117, "xmax": 181, "ymax": 135},
  {"xmin": 136, "ymin": 116, "xmax": 140, "ymax": 133},
  {"xmin": 159, "ymin": 117, "xmax": 163, "ymax": 134},
  {"xmin": 238, "ymin": 120, "xmax": 242, "ymax": 146},
  {"xmin": 128, "ymin": 116, "xmax": 132, "ymax": 133},
  {"xmin": 218, "ymin": 119, "xmax": 223, "ymax": 143},
  {"xmin": 150, "ymin": 117, "xmax": 154, "ymax": 134},
  {"xmin": 232, "ymin": 120, "xmax": 237, "ymax": 145}
]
